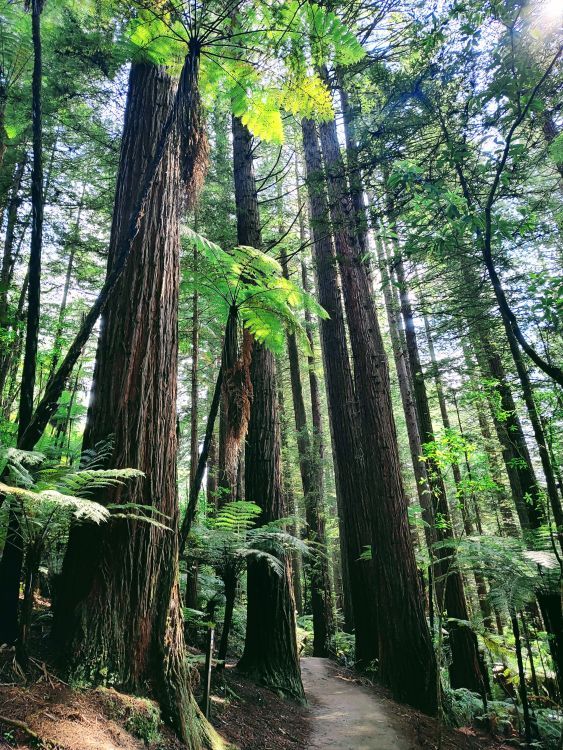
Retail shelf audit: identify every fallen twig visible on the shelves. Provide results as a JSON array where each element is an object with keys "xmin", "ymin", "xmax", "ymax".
[{"xmin": 0, "ymin": 714, "xmax": 40, "ymax": 740}]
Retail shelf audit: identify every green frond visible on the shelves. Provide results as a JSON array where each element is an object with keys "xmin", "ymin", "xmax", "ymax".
[
  {"xmin": 59, "ymin": 468, "xmax": 145, "ymax": 497},
  {"xmin": 0, "ymin": 482, "xmax": 110, "ymax": 524},
  {"xmin": 182, "ymin": 230, "xmax": 327, "ymax": 354},
  {"xmin": 211, "ymin": 500, "xmax": 262, "ymax": 532},
  {"xmin": 293, "ymin": 2, "xmax": 365, "ymax": 67},
  {"xmin": 0, "ymin": 447, "xmax": 45, "ymax": 488},
  {"xmin": 247, "ymin": 526, "xmax": 309, "ymax": 557},
  {"xmin": 109, "ymin": 512, "xmax": 171, "ymax": 531},
  {"xmin": 125, "ymin": 12, "xmax": 186, "ymax": 70},
  {"xmin": 80, "ymin": 437, "xmax": 115, "ymax": 470},
  {"xmin": 234, "ymin": 548, "xmax": 285, "ymax": 576}
]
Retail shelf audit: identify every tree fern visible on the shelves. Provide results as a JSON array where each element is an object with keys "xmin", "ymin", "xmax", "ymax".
[
  {"xmin": 0, "ymin": 481, "xmax": 110, "ymax": 524},
  {"xmin": 183, "ymin": 227, "xmax": 328, "ymax": 354}
]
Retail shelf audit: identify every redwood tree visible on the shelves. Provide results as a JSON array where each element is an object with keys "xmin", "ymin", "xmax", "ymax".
[
  {"xmin": 232, "ymin": 114, "xmax": 304, "ymax": 701},
  {"xmin": 316, "ymin": 104, "xmax": 438, "ymax": 713},
  {"xmin": 301, "ymin": 117, "xmax": 379, "ymax": 668},
  {"xmin": 280, "ymin": 245, "xmax": 334, "ymax": 657},
  {"xmin": 52, "ymin": 61, "xmax": 220, "ymax": 749}
]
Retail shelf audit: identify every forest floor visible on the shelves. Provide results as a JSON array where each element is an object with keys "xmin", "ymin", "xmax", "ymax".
[
  {"xmin": 213, "ymin": 658, "xmax": 516, "ymax": 750},
  {"xmin": 0, "ymin": 653, "xmax": 516, "ymax": 750}
]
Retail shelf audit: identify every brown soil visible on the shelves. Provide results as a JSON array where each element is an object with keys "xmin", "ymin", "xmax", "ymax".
[
  {"xmin": 0, "ymin": 678, "xmax": 183, "ymax": 750},
  {"xmin": 211, "ymin": 665, "xmax": 310, "ymax": 750},
  {"xmin": 212, "ymin": 659, "xmax": 514, "ymax": 750},
  {"xmin": 0, "ymin": 655, "xmax": 518, "ymax": 750}
]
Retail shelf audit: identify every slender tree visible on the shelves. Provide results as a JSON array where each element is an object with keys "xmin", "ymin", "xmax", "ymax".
[
  {"xmin": 392, "ymin": 251, "xmax": 486, "ymax": 695},
  {"xmin": 233, "ymin": 114, "xmax": 304, "ymax": 701}
]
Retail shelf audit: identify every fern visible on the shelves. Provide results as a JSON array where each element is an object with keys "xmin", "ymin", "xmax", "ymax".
[
  {"xmin": 59, "ymin": 468, "xmax": 144, "ymax": 498},
  {"xmin": 188, "ymin": 501, "xmax": 307, "ymax": 582},
  {"xmin": 0, "ymin": 481, "xmax": 110, "ymax": 524},
  {"xmin": 452, "ymin": 535, "xmax": 552, "ymax": 616},
  {"xmin": 0, "ymin": 446, "xmax": 45, "ymax": 488},
  {"xmin": 183, "ymin": 227, "xmax": 328, "ymax": 354},
  {"xmin": 211, "ymin": 500, "xmax": 262, "ymax": 532}
]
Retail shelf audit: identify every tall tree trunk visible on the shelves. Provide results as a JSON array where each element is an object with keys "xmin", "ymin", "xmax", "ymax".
[
  {"xmin": 301, "ymin": 117, "xmax": 377, "ymax": 664},
  {"xmin": 297, "ymin": 159, "xmax": 342, "ymax": 634},
  {"xmin": 392, "ymin": 253, "xmax": 485, "ymax": 696},
  {"xmin": 185, "ymin": 251, "xmax": 200, "ymax": 613},
  {"xmin": 460, "ymin": 339, "xmax": 518, "ymax": 537},
  {"xmin": 48, "ymin": 188, "xmax": 85, "ymax": 381},
  {"xmin": 419, "ymin": 299, "xmax": 494, "ymax": 631},
  {"xmin": 511, "ymin": 612, "xmax": 534, "ymax": 744},
  {"xmin": 460, "ymin": 269, "xmax": 563, "ymax": 696},
  {"xmin": 277, "ymin": 373, "xmax": 304, "ymax": 616},
  {"xmin": 0, "ymin": 3, "xmax": 44, "ymax": 647},
  {"xmin": 281, "ymin": 247, "xmax": 334, "ymax": 657},
  {"xmin": 504, "ymin": 325, "xmax": 563, "ymax": 551},
  {"xmin": 232, "ymin": 115, "xmax": 303, "ymax": 701},
  {"xmin": 0, "ymin": 156, "xmax": 26, "ymax": 333},
  {"xmin": 0, "ymin": 272, "xmax": 28, "ymax": 418},
  {"xmin": 542, "ymin": 111, "xmax": 563, "ymax": 183},
  {"xmin": 337, "ymin": 75, "xmax": 369, "ymax": 259},
  {"xmin": 374, "ymin": 224, "xmax": 435, "ymax": 545},
  {"xmin": 14, "ymin": 39, "xmax": 207, "ymax": 453},
  {"xmin": 51, "ymin": 63, "xmax": 219, "ymax": 749},
  {"xmin": 0, "ymin": 139, "xmax": 57, "ymax": 399},
  {"xmin": 18, "ymin": 0, "xmax": 44, "ymax": 441},
  {"xmin": 206, "ymin": 430, "xmax": 218, "ymax": 506},
  {"xmin": 316, "ymin": 109, "xmax": 438, "ymax": 712},
  {"xmin": 217, "ymin": 567, "xmax": 237, "ymax": 663},
  {"xmin": 214, "ymin": 204, "xmax": 251, "ymax": 513},
  {"xmin": 318, "ymin": 109, "xmax": 438, "ymax": 709},
  {"xmin": 189, "ymin": 255, "xmax": 199, "ymax": 489},
  {"xmin": 0, "ymin": 84, "xmax": 8, "ymax": 172}
]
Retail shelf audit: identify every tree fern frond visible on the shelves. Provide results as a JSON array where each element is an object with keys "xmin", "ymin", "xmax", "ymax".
[
  {"xmin": 59, "ymin": 468, "xmax": 145, "ymax": 497},
  {"xmin": 0, "ymin": 482, "xmax": 110, "ymax": 524},
  {"xmin": 79, "ymin": 437, "xmax": 115, "ymax": 470},
  {"xmin": 235, "ymin": 548, "xmax": 285, "ymax": 576}
]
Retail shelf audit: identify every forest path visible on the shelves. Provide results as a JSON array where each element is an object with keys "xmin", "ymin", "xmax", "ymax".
[{"xmin": 301, "ymin": 657, "xmax": 412, "ymax": 750}]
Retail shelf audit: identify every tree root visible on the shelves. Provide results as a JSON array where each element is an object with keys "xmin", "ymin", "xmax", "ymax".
[{"xmin": 0, "ymin": 714, "xmax": 40, "ymax": 740}]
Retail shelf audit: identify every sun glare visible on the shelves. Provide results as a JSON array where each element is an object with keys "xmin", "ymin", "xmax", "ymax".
[{"xmin": 536, "ymin": 0, "xmax": 563, "ymax": 27}]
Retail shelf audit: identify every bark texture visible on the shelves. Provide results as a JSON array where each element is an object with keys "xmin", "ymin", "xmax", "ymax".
[
  {"xmin": 232, "ymin": 115, "xmax": 304, "ymax": 701},
  {"xmin": 317, "ymin": 108, "xmax": 437, "ymax": 713},
  {"xmin": 301, "ymin": 117, "xmax": 379, "ymax": 668},
  {"xmin": 52, "ymin": 63, "xmax": 220, "ymax": 750},
  {"xmin": 281, "ymin": 248, "xmax": 334, "ymax": 657}
]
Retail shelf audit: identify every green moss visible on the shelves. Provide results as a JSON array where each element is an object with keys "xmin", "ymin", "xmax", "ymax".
[
  {"xmin": 95, "ymin": 687, "xmax": 163, "ymax": 746},
  {"xmin": 124, "ymin": 700, "xmax": 161, "ymax": 745}
]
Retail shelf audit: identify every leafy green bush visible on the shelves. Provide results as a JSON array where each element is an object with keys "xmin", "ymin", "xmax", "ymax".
[
  {"xmin": 443, "ymin": 687, "xmax": 485, "ymax": 727},
  {"xmin": 329, "ymin": 630, "xmax": 355, "ymax": 666}
]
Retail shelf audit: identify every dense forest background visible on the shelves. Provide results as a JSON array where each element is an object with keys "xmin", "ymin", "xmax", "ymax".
[{"xmin": 0, "ymin": 0, "xmax": 562, "ymax": 747}]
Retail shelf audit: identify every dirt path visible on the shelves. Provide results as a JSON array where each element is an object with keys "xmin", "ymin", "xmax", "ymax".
[{"xmin": 301, "ymin": 657, "xmax": 413, "ymax": 750}]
